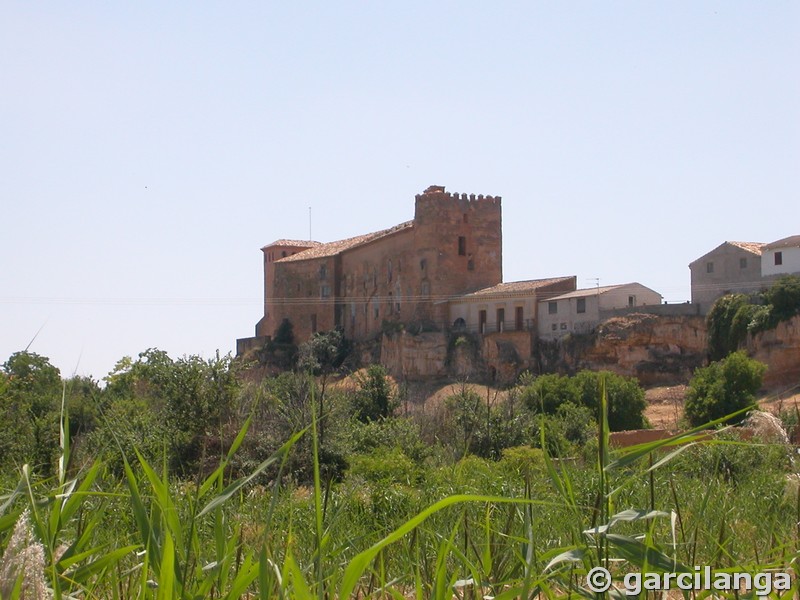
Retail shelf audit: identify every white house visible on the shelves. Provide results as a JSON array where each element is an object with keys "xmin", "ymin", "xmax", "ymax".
[
  {"xmin": 762, "ymin": 235, "xmax": 800, "ymax": 278},
  {"xmin": 537, "ymin": 283, "xmax": 663, "ymax": 340}
]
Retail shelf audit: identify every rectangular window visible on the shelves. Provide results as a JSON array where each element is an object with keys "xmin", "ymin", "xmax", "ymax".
[
  {"xmin": 740, "ymin": 257, "xmax": 748, "ymax": 269},
  {"xmin": 775, "ymin": 251, "xmax": 783, "ymax": 266},
  {"xmin": 458, "ymin": 236, "xmax": 466, "ymax": 256},
  {"xmin": 497, "ymin": 308, "xmax": 505, "ymax": 332},
  {"xmin": 320, "ymin": 285, "xmax": 330, "ymax": 298},
  {"xmin": 310, "ymin": 314, "xmax": 317, "ymax": 333},
  {"xmin": 560, "ymin": 323, "xmax": 567, "ymax": 330},
  {"xmin": 576, "ymin": 298, "xmax": 586, "ymax": 314},
  {"xmin": 551, "ymin": 323, "xmax": 557, "ymax": 331},
  {"xmin": 515, "ymin": 306, "xmax": 524, "ymax": 331},
  {"xmin": 548, "ymin": 301, "xmax": 558, "ymax": 315},
  {"xmin": 628, "ymin": 295, "xmax": 636, "ymax": 307},
  {"xmin": 706, "ymin": 262, "xmax": 714, "ymax": 273},
  {"xmin": 479, "ymin": 310, "xmax": 487, "ymax": 334}
]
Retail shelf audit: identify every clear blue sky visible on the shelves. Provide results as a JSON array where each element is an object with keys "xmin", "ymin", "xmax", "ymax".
[{"xmin": 2, "ymin": 2, "xmax": 798, "ymax": 380}]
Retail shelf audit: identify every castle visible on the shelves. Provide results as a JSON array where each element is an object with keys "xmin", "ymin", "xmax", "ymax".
[{"xmin": 254, "ymin": 185, "xmax": 504, "ymax": 343}]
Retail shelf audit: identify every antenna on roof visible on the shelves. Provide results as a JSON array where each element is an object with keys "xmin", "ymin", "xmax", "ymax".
[{"xmin": 309, "ymin": 206, "xmax": 312, "ymax": 241}]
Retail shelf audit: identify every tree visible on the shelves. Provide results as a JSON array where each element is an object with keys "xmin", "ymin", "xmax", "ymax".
[
  {"xmin": 763, "ymin": 275, "xmax": 800, "ymax": 323},
  {"xmin": 519, "ymin": 373, "xmax": 578, "ymax": 415},
  {"xmin": 519, "ymin": 370, "xmax": 647, "ymax": 431},
  {"xmin": 352, "ymin": 364, "xmax": 397, "ymax": 422},
  {"xmin": 298, "ymin": 329, "xmax": 351, "ymax": 444},
  {"xmin": 1, "ymin": 352, "xmax": 63, "ymax": 473},
  {"xmin": 706, "ymin": 294, "xmax": 753, "ymax": 361},
  {"xmin": 572, "ymin": 370, "xmax": 648, "ymax": 431},
  {"xmin": 684, "ymin": 351, "xmax": 766, "ymax": 427},
  {"xmin": 100, "ymin": 348, "xmax": 240, "ymax": 473}
]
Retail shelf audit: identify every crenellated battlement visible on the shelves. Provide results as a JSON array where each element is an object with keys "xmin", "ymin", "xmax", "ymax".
[{"xmin": 415, "ymin": 185, "xmax": 501, "ymax": 205}]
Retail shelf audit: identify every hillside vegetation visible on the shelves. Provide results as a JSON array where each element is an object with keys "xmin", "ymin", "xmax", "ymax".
[{"xmin": 1, "ymin": 331, "xmax": 798, "ymax": 597}]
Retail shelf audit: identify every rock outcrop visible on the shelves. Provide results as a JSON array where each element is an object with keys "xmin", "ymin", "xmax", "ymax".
[
  {"xmin": 380, "ymin": 331, "xmax": 449, "ymax": 379},
  {"xmin": 748, "ymin": 315, "xmax": 800, "ymax": 388},
  {"xmin": 550, "ymin": 313, "xmax": 708, "ymax": 385}
]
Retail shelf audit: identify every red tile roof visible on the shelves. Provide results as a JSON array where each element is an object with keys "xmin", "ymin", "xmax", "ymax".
[
  {"xmin": 728, "ymin": 241, "xmax": 766, "ymax": 255},
  {"xmin": 457, "ymin": 277, "xmax": 576, "ymax": 299},
  {"xmin": 765, "ymin": 235, "xmax": 800, "ymax": 250},
  {"xmin": 262, "ymin": 239, "xmax": 322, "ymax": 251},
  {"xmin": 276, "ymin": 221, "xmax": 413, "ymax": 262}
]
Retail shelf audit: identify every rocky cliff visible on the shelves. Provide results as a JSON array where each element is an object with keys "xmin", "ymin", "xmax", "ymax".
[
  {"xmin": 546, "ymin": 313, "xmax": 708, "ymax": 385},
  {"xmin": 748, "ymin": 315, "xmax": 800, "ymax": 388}
]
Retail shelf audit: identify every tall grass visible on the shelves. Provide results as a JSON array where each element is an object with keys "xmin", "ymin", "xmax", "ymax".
[{"xmin": 0, "ymin": 379, "xmax": 797, "ymax": 598}]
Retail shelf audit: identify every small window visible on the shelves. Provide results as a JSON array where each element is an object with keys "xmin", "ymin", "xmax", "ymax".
[
  {"xmin": 775, "ymin": 251, "xmax": 783, "ymax": 266},
  {"xmin": 560, "ymin": 323, "xmax": 567, "ymax": 330},
  {"xmin": 515, "ymin": 306, "xmax": 524, "ymax": 331},
  {"xmin": 551, "ymin": 323, "xmax": 557, "ymax": 331},
  {"xmin": 387, "ymin": 259, "xmax": 393, "ymax": 283},
  {"xmin": 706, "ymin": 262, "xmax": 714, "ymax": 273},
  {"xmin": 311, "ymin": 314, "xmax": 317, "ymax": 333},
  {"xmin": 467, "ymin": 258, "xmax": 474, "ymax": 271},
  {"xmin": 458, "ymin": 236, "xmax": 466, "ymax": 256},
  {"xmin": 320, "ymin": 285, "xmax": 330, "ymax": 298},
  {"xmin": 420, "ymin": 259, "xmax": 427, "ymax": 272},
  {"xmin": 463, "ymin": 213, "xmax": 468, "ymax": 223},
  {"xmin": 479, "ymin": 310, "xmax": 487, "ymax": 333},
  {"xmin": 319, "ymin": 265, "xmax": 327, "ymax": 280},
  {"xmin": 576, "ymin": 298, "xmax": 586, "ymax": 314},
  {"xmin": 421, "ymin": 280, "xmax": 431, "ymax": 296},
  {"xmin": 740, "ymin": 257, "xmax": 748, "ymax": 269},
  {"xmin": 281, "ymin": 251, "xmax": 287, "ymax": 258},
  {"xmin": 497, "ymin": 308, "xmax": 505, "ymax": 332},
  {"xmin": 628, "ymin": 295, "xmax": 636, "ymax": 307},
  {"xmin": 548, "ymin": 301, "xmax": 558, "ymax": 315}
]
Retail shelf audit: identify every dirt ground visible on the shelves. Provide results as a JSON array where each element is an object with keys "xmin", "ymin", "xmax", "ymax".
[
  {"xmin": 334, "ymin": 370, "xmax": 800, "ymax": 433},
  {"xmin": 645, "ymin": 384, "xmax": 800, "ymax": 432}
]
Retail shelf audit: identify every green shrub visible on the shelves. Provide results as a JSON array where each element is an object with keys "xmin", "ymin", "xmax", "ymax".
[
  {"xmin": 572, "ymin": 370, "xmax": 647, "ymax": 431},
  {"xmin": 499, "ymin": 445, "xmax": 546, "ymax": 478},
  {"xmin": 346, "ymin": 417, "xmax": 431, "ymax": 464},
  {"xmin": 351, "ymin": 364, "xmax": 397, "ymax": 422},
  {"xmin": 763, "ymin": 275, "xmax": 800, "ymax": 323},
  {"xmin": 519, "ymin": 370, "xmax": 646, "ymax": 431},
  {"xmin": 684, "ymin": 351, "xmax": 767, "ymax": 427},
  {"xmin": 706, "ymin": 294, "xmax": 753, "ymax": 361},
  {"xmin": 520, "ymin": 373, "xmax": 578, "ymax": 414},
  {"xmin": 348, "ymin": 447, "xmax": 419, "ymax": 485}
]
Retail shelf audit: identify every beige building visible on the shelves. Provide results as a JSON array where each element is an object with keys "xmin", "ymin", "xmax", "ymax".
[
  {"xmin": 689, "ymin": 241, "xmax": 765, "ymax": 313},
  {"xmin": 538, "ymin": 283, "xmax": 663, "ymax": 340},
  {"xmin": 448, "ymin": 277, "xmax": 576, "ymax": 334}
]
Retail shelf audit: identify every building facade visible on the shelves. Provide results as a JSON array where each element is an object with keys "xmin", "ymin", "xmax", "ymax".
[
  {"xmin": 537, "ymin": 283, "xmax": 663, "ymax": 340},
  {"xmin": 688, "ymin": 241, "xmax": 765, "ymax": 313},
  {"xmin": 254, "ymin": 185, "xmax": 503, "ymax": 343},
  {"xmin": 448, "ymin": 277, "xmax": 577, "ymax": 334},
  {"xmin": 762, "ymin": 235, "xmax": 800, "ymax": 279}
]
